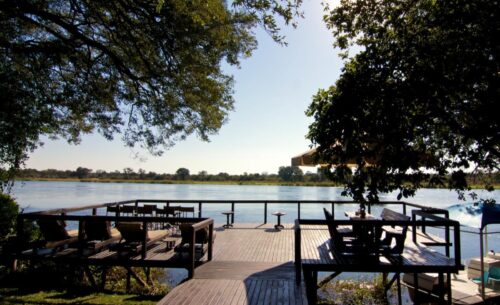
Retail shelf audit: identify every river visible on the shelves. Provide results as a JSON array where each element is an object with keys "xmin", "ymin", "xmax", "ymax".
[{"xmin": 10, "ymin": 180, "xmax": 500, "ymax": 261}]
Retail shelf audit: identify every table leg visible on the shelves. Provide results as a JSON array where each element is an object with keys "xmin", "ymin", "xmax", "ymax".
[{"xmin": 303, "ymin": 267, "xmax": 318, "ymax": 305}]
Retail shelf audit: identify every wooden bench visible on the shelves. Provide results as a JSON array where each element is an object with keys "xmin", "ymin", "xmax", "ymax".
[{"xmin": 380, "ymin": 208, "xmax": 410, "ymax": 254}]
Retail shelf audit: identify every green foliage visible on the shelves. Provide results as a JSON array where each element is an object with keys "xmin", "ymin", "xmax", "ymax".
[
  {"xmin": 175, "ymin": 168, "xmax": 190, "ymax": 180},
  {"xmin": 318, "ymin": 276, "xmax": 389, "ymax": 305},
  {"xmin": 0, "ymin": 288, "xmax": 160, "ymax": 305},
  {"xmin": 76, "ymin": 167, "xmax": 93, "ymax": 179},
  {"xmin": 0, "ymin": 0, "xmax": 303, "ymax": 187},
  {"xmin": 1, "ymin": 262, "xmax": 168, "ymax": 299},
  {"xmin": 0, "ymin": 193, "xmax": 18, "ymax": 241},
  {"xmin": 307, "ymin": 0, "xmax": 499, "ymax": 202},
  {"xmin": 278, "ymin": 166, "xmax": 304, "ymax": 182}
]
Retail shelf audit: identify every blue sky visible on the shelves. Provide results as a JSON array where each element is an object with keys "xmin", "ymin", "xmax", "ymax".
[{"xmin": 26, "ymin": 1, "xmax": 344, "ymax": 175}]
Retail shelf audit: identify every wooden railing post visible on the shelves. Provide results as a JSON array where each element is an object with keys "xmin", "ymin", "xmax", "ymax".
[
  {"xmin": 142, "ymin": 220, "xmax": 147, "ymax": 259},
  {"xmin": 231, "ymin": 202, "xmax": 235, "ymax": 224},
  {"xmin": 198, "ymin": 202, "xmax": 202, "ymax": 218},
  {"xmin": 188, "ymin": 225, "xmax": 195, "ymax": 278},
  {"xmin": 264, "ymin": 202, "xmax": 268, "ymax": 224},
  {"xmin": 295, "ymin": 219, "xmax": 302, "ymax": 285},
  {"xmin": 208, "ymin": 222, "xmax": 214, "ymax": 261},
  {"xmin": 297, "ymin": 202, "xmax": 301, "ymax": 220}
]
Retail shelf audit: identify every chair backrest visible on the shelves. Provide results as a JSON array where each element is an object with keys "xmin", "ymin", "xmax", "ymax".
[
  {"xmin": 380, "ymin": 208, "xmax": 410, "ymax": 221},
  {"xmin": 179, "ymin": 223, "xmax": 209, "ymax": 244},
  {"xmin": 84, "ymin": 218, "xmax": 112, "ymax": 241},
  {"xmin": 138, "ymin": 204, "xmax": 156, "ymax": 216},
  {"xmin": 323, "ymin": 208, "xmax": 340, "ymax": 239},
  {"xmin": 176, "ymin": 206, "xmax": 195, "ymax": 217},
  {"xmin": 116, "ymin": 222, "xmax": 145, "ymax": 243},
  {"xmin": 120, "ymin": 205, "xmax": 136, "ymax": 215},
  {"xmin": 37, "ymin": 219, "xmax": 70, "ymax": 241},
  {"xmin": 106, "ymin": 206, "xmax": 118, "ymax": 215},
  {"xmin": 160, "ymin": 206, "xmax": 178, "ymax": 216}
]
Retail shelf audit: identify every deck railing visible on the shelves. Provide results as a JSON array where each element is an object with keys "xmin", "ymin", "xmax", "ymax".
[
  {"xmin": 24, "ymin": 199, "xmax": 447, "ymax": 225},
  {"xmin": 15, "ymin": 213, "xmax": 214, "ymax": 278}
]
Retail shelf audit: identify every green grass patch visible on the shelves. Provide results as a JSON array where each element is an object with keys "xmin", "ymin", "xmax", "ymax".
[{"xmin": 0, "ymin": 288, "xmax": 162, "ymax": 305}]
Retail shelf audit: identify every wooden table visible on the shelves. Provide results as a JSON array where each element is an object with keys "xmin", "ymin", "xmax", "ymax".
[
  {"xmin": 272, "ymin": 211, "xmax": 286, "ymax": 230},
  {"xmin": 344, "ymin": 210, "xmax": 376, "ymax": 220},
  {"xmin": 221, "ymin": 211, "xmax": 234, "ymax": 228},
  {"xmin": 163, "ymin": 237, "xmax": 178, "ymax": 251}
]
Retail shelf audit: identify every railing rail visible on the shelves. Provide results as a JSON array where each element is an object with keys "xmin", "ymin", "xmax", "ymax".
[
  {"xmin": 24, "ymin": 199, "xmax": 437, "ymax": 225},
  {"xmin": 16, "ymin": 213, "xmax": 214, "ymax": 278}
]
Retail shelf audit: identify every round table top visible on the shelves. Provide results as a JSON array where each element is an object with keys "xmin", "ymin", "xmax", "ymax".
[
  {"xmin": 221, "ymin": 211, "xmax": 234, "ymax": 215},
  {"xmin": 272, "ymin": 211, "xmax": 286, "ymax": 216}
]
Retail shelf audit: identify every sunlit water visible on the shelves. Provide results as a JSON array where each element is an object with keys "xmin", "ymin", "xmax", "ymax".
[{"xmin": 10, "ymin": 181, "xmax": 500, "ymax": 297}]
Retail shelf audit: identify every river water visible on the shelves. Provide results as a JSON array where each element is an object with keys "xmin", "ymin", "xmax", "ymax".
[{"xmin": 10, "ymin": 181, "xmax": 500, "ymax": 261}]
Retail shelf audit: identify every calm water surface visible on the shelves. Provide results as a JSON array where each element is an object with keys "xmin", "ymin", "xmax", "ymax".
[{"xmin": 11, "ymin": 181, "xmax": 500, "ymax": 260}]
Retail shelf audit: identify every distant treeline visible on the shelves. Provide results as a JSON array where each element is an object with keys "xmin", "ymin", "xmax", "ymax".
[
  {"xmin": 15, "ymin": 166, "xmax": 329, "ymax": 183},
  {"xmin": 15, "ymin": 167, "xmax": 499, "ymax": 187}
]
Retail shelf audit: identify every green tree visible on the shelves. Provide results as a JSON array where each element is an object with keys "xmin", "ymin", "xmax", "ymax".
[
  {"xmin": 175, "ymin": 168, "xmax": 190, "ymax": 180},
  {"xmin": 278, "ymin": 166, "xmax": 303, "ymax": 182},
  {"xmin": 75, "ymin": 167, "xmax": 92, "ymax": 179},
  {"xmin": 0, "ymin": 193, "xmax": 18, "ymax": 242},
  {"xmin": 0, "ymin": 0, "xmax": 303, "ymax": 190},
  {"xmin": 307, "ymin": 0, "xmax": 499, "ymax": 202}
]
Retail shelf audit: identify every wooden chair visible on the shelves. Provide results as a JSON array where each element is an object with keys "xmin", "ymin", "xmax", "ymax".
[
  {"xmin": 323, "ymin": 208, "xmax": 355, "ymax": 254},
  {"xmin": 119, "ymin": 205, "xmax": 136, "ymax": 216},
  {"xmin": 115, "ymin": 222, "xmax": 169, "ymax": 257},
  {"xmin": 36, "ymin": 218, "xmax": 79, "ymax": 253},
  {"xmin": 80, "ymin": 218, "xmax": 121, "ymax": 254},
  {"xmin": 106, "ymin": 205, "xmax": 118, "ymax": 216},
  {"xmin": 380, "ymin": 208, "xmax": 410, "ymax": 254},
  {"xmin": 176, "ymin": 206, "xmax": 195, "ymax": 218},
  {"xmin": 137, "ymin": 204, "xmax": 156, "ymax": 216},
  {"xmin": 175, "ymin": 223, "xmax": 215, "ymax": 261}
]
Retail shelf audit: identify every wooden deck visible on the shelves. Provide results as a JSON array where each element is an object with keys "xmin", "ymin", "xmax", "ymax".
[
  {"xmin": 158, "ymin": 222, "xmax": 466, "ymax": 305},
  {"xmin": 299, "ymin": 226, "xmax": 458, "ymax": 271},
  {"xmin": 157, "ymin": 223, "xmax": 306, "ymax": 305}
]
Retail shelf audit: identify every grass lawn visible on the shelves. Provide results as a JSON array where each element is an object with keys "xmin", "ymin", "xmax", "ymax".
[{"xmin": 0, "ymin": 288, "xmax": 162, "ymax": 305}]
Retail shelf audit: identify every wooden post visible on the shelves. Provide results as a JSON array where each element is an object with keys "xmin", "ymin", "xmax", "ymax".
[
  {"xmin": 208, "ymin": 223, "xmax": 213, "ymax": 261},
  {"xmin": 413, "ymin": 273, "xmax": 419, "ymax": 305},
  {"xmin": 231, "ymin": 202, "xmax": 235, "ymax": 224},
  {"xmin": 144, "ymin": 267, "xmax": 151, "ymax": 285},
  {"xmin": 264, "ymin": 202, "xmax": 267, "ymax": 224},
  {"xmin": 188, "ymin": 226, "xmax": 195, "ymax": 278},
  {"xmin": 78, "ymin": 220, "xmax": 85, "ymax": 256},
  {"xmin": 396, "ymin": 273, "xmax": 402, "ymax": 305},
  {"xmin": 198, "ymin": 202, "xmax": 202, "ymax": 218},
  {"xmin": 142, "ymin": 221, "xmax": 147, "ymax": 259},
  {"xmin": 297, "ymin": 202, "xmax": 301, "ymax": 220},
  {"xmin": 126, "ymin": 269, "xmax": 131, "ymax": 292},
  {"xmin": 100, "ymin": 267, "xmax": 107, "ymax": 291},
  {"xmin": 14, "ymin": 214, "xmax": 24, "ymax": 271},
  {"xmin": 294, "ymin": 220, "xmax": 302, "ymax": 285}
]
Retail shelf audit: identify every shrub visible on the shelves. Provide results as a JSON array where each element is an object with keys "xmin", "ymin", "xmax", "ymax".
[{"xmin": 0, "ymin": 193, "xmax": 18, "ymax": 242}]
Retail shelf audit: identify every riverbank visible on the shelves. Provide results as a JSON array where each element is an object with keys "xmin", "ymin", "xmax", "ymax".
[
  {"xmin": 17, "ymin": 177, "xmax": 344, "ymax": 187},
  {"xmin": 16, "ymin": 177, "xmax": 498, "ymax": 189}
]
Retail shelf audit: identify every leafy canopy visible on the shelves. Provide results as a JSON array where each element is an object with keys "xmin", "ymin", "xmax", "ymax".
[
  {"xmin": 0, "ymin": 0, "xmax": 302, "ymax": 191},
  {"xmin": 307, "ymin": 0, "xmax": 499, "ymax": 202}
]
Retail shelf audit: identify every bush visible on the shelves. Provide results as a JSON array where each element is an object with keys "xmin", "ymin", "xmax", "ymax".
[
  {"xmin": 0, "ymin": 193, "xmax": 18, "ymax": 242},
  {"xmin": 319, "ymin": 275, "xmax": 390, "ymax": 305}
]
